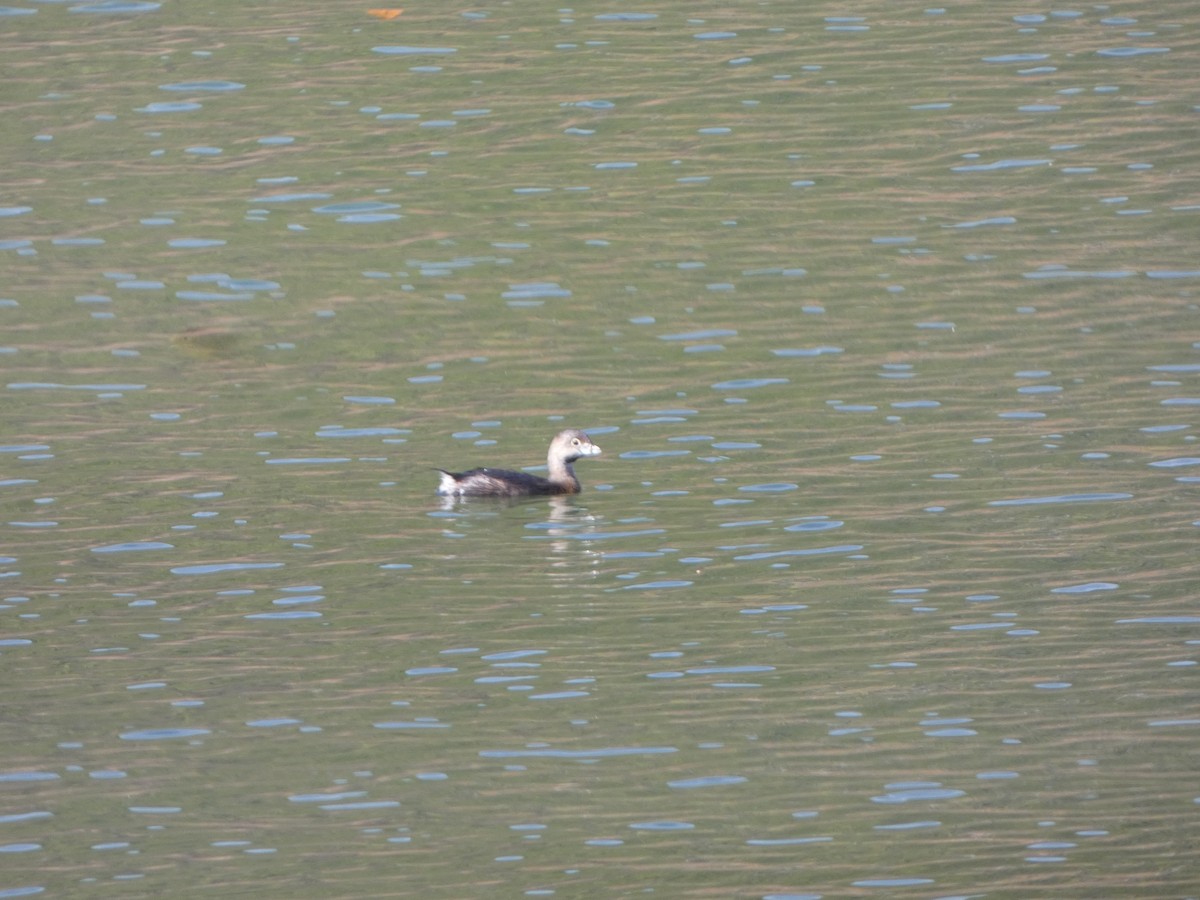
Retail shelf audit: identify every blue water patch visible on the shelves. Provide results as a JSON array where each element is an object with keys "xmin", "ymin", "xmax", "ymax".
[
  {"xmin": 480, "ymin": 746, "xmax": 677, "ymax": 760},
  {"xmin": 176, "ymin": 291, "xmax": 253, "ymax": 302},
  {"xmin": 1097, "ymin": 46, "xmax": 1169, "ymax": 58},
  {"xmin": 594, "ymin": 13, "xmax": 657, "ymax": 21},
  {"xmin": 289, "ymin": 791, "xmax": 367, "ymax": 804},
  {"xmin": 1051, "ymin": 582, "xmax": 1118, "ymax": 594},
  {"xmin": 668, "ymin": 775, "xmax": 748, "ymax": 789},
  {"xmin": 783, "ymin": 519, "xmax": 843, "ymax": 532},
  {"xmin": 875, "ymin": 820, "xmax": 941, "ymax": 831},
  {"xmin": 343, "ymin": 395, "xmax": 396, "ymax": 405},
  {"xmin": 733, "ymin": 544, "xmax": 862, "ymax": 561},
  {"xmin": 502, "ymin": 282, "xmax": 571, "ymax": 299},
  {"xmin": 54, "ymin": 237, "xmax": 105, "ymax": 246},
  {"xmin": 91, "ymin": 541, "xmax": 174, "ymax": 554},
  {"xmin": 372, "ymin": 46, "xmax": 457, "ymax": 56},
  {"xmin": 1148, "ymin": 457, "xmax": 1200, "ymax": 468},
  {"xmin": 712, "ymin": 378, "xmax": 788, "ymax": 390},
  {"xmin": 316, "ymin": 426, "xmax": 409, "ymax": 438},
  {"xmin": 264, "ymin": 457, "xmax": 352, "ymax": 465},
  {"xmin": 168, "ymin": 238, "xmax": 226, "ymax": 248},
  {"xmin": 0, "ymin": 772, "xmax": 59, "ymax": 783},
  {"xmin": 1147, "ymin": 270, "xmax": 1200, "ymax": 280},
  {"xmin": 947, "ymin": 216, "xmax": 1016, "ymax": 228},
  {"xmin": 482, "ymin": 650, "xmax": 546, "ymax": 661},
  {"xmin": 686, "ymin": 665, "xmax": 774, "ymax": 676},
  {"xmin": 312, "ymin": 201, "xmax": 401, "ymax": 223},
  {"xmin": 1024, "ymin": 265, "xmax": 1134, "ymax": 279},
  {"xmin": 871, "ymin": 782, "xmax": 965, "ymax": 804},
  {"xmin": 205, "ymin": 277, "xmax": 279, "ymax": 291},
  {"xmin": 952, "ymin": 158, "xmax": 1052, "ymax": 172},
  {"xmin": 170, "ymin": 562, "xmax": 284, "ymax": 575},
  {"xmin": 660, "ymin": 329, "xmax": 737, "ymax": 341},
  {"xmin": 160, "ymin": 81, "xmax": 244, "ymax": 92},
  {"xmin": 119, "ymin": 728, "xmax": 210, "ymax": 741},
  {"xmin": 983, "ymin": 53, "xmax": 1050, "ymax": 63},
  {"xmin": 136, "ymin": 101, "xmax": 201, "ymax": 113},
  {"xmin": 739, "ymin": 483, "xmax": 798, "ymax": 493},
  {"xmin": 320, "ymin": 800, "xmax": 401, "ymax": 811},
  {"xmin": 1148, "ymin": 363, "xmax": 1200, "ymax": 373},
  {"xmin": 988, "ymin": 492, "xmax": 1132, "ymax": 506},
  {"xmin": 772, "ymin": 346, "xmax": 843, "ymax": 356},
  {"xmin": 622, "ymin": 580, "xmax": 694, "ymax": 590},
  {"xmin": 8, "ymin": 382, "xmax": 145, "ymax": 391},
  {"xmin": 272, "ymin": 594, "xmax": 322, "ymax": 606},
  {"xmin": 250, "ymin": 192, "xmax": 332, "ymax": 203},
  {"xmin": 71, "ymin": 1, "xmax": 161, "ymax": 12}
]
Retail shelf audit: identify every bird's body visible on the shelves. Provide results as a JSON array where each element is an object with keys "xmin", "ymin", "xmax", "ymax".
[{"xmin": 435, "ymin": 428, "xmax": 601, "ymax": 498}]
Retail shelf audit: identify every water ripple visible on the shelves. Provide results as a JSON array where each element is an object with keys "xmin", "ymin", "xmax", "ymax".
[
  {"xmin": 1051, "ymin": 582, "xmax": 1119, "ymax": 594},
  {"xmin": 668, "ymin": 775, "xmax": 747, "ymax": 789},
  {"xmin": 170, "ymin": 562, "xmax": 284, "ymax": 575},
  {"xmin": 734, "ymin": 544, "xmax": 863, "ymax": 561},
  {"xmin": 480, "ymin": 746, "xmax": 678, "ymax": 760},
  {"xmin": 160, "ymin": 80, "xmax": 244, "ymax": 92},
  {"xmin": 988, "ymin": 492, "xmax": 1132, "ymax": 506},
  {"xmin": 372, "ymin": 46, "xmax": 457, "ymax": 56},
  {"xmin": 119, "ymin": 728, "xmax": 210, "ymax": 741},
  {"xmin": 72, "ymin": 2, "xmax": 161, "ymax": 13},
  {"xmin": 953, "ymin": 158, "xmax": 1052, "ymax": 172},
  {"xmin": 91, "ymin": 541, "xmax": 174, "ymax": 554}
]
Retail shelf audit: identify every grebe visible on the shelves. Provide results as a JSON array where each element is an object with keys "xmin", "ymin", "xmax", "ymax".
[{"xmin": 435, "ymin": 428, "xmax": 601, "ymax": 498}]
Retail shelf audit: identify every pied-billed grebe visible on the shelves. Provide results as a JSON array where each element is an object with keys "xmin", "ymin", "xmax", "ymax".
[{"xmin": 435, "ymin": 428, "xmax": 602, "ymax": 498}]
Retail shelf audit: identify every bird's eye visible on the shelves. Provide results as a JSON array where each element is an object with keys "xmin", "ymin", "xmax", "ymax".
[{"xmin": 572, "ymin": 438, "xmax": 580, "ymax": 445}]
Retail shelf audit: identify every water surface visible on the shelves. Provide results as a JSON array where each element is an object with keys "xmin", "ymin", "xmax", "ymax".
[{"xmin": 3, "ymin": 2, "xmax": 1199, "ymax": 896}]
